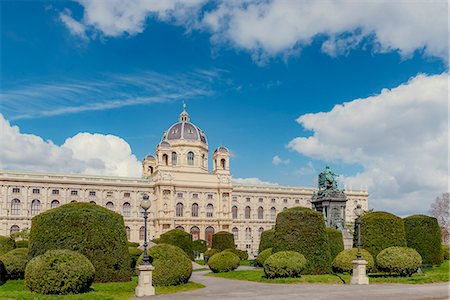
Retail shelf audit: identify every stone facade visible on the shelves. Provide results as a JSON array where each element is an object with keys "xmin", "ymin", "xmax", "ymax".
[{"xmin": 0, "ymin": 106, "xmax": 368, "ymax": 254}]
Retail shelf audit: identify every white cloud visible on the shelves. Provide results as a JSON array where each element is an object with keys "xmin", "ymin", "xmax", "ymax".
[
  {"xmin": 288, "ymin": 73, "xmax": 449, "ymax": 216},
  {"xmin": 232, "ymin": 177, "xmax": 279, "ymax": 186},
  {"xmin": 0, "ymin": 114, "xmax": 141, "ymax": 177},
  {"xmin": 59, "ymin": 9, "xmax": 87, "ymax": 39},
  {"xmin": 272, "ymin": 155, "xmax": 289, "ymax": 166}
]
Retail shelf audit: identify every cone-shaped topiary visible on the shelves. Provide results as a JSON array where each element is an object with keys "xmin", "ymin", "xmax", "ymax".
[
  {"xmin": 355, "ymin": 211, "xmax": 407, "ymax": 258},
  {"xmin": 272, "ymin": 207, "xmax": 331, "ymax": 274},
  {"xmin": 0, "ymin": 248, "xmax": 28, "ymax": 279},
  {"xmin": 258, "ymin": 229, "xmax": 275, "ymax": 253},
  {"xmin": 211, "ymin": 231, "xmax": 235, "ymax": 251},
  {"xmin": 208, "ymin": 251, "xmax": 240, "ymax": 273},
  {"xmin": 263, "ymin": 251, "xmax": 307, "ymax": 279},
  {"xmin": 25, "ymin": 250, "xmax": 95, "ymax": 295},
  {"xmin": 376, "ymin": 246, "xmax": 422, "ymax": 277},
  {"xmin": 136, "ymin": 244, "xmax": 192, "ymax": 286},
  {"xmin": 159, "ymin": 229, "xmax": 194, "ymax": 260},
  {"xmin": 332, "ymin": 248, "xmax": 375, "ymax": 273},
  {"xmin": 326, "ymin": 227, "xmax": 344, "ymax": 261},
  {"xmin": 0, "ymin": 236, "xmax": 15, "ymax": 256},
  {"xmin": 28, "ymin": 202, "xmax": 131, "ymax": 282},
  {"xmin": 256, "ymin": 248, "xmax": 272, "ymax": 267},
  {"xmin": 404, "ymin": 215, "xmax": 443, "ymax": 265}
]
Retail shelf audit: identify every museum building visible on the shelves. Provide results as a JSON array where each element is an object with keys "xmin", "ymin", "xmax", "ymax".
[{"xmin": 0, "ymin": 106, "xmax": 368, "ymax": 253}]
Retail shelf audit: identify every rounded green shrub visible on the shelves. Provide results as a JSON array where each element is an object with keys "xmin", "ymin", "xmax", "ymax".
[
  {"xmin": 272, "ymin": 207, "xmax": 331, "ymax": 274},
  {"xmin": 208, "ymin": 251, "xmax": 240, "ymax": 273},
  {"xmin": 404, "ymin": 215, "xmax": 443, "ymax": 265},
  {"xmin": 211, "ymin": 231, "xmax": 235, "ymax": 251},
  {"xmin": 137, "ymin": 244, "xmax": 192, "ymax": 286},
  {"xmin": 129, "ymin": 247, "xmax": 143, "ymax": 270},
  {"xmin": 355, "ymin": 211, "xmax": 407, "ymax": 258},
  {"xmin": 332, "ymin": 248, "xmax": 375, "ymax": 273},
  {"xmin": 15, "ymin": 240, "xmax": 29, "ymax": 249},
  {"xmin": 127, "ymin": 241, "xmax": 140, "ymax": 247},
  {"xmin": 0, "ymin": 260, "xmax": 6, "ymax": 286},
  {"xmin": 29, "ymin": 202, "xmax": 131, "ymax": 282},
  {"xmin": 222, "ymin": 248, "xmax": 248, "ymax": 260},
  {"xmin": 25, "ymin": 250, "xmax": 95, "ymax": 295},
  {"xmin": 204, "ymin": 249, "xmax": 220, "ymax": 259},
  {"xmin": 0, "ymin": 236, "xmax": 16, "ymax": 256},
  {"xmin": 256, "ymin": 248, "xmax": 272, "ymax": 267},
  {"xmin": 263, "ymin": 251, "xmax": 307, "ymax": 279},
  {"xmin": 258, "ymin": 229, "xmax": 275, "ymax": 253},
  {"xmin": 376, "ymin": 246, "xmax": 422, "ymax": 276},
  {"xmin": 192, "ymin": 240, "xmax": 207, "ymax": 254},
  {"xmin": 159, "ymin": 229, "xmax": 194, "ymax": 260},
  {"xmin": 1, "ymin": 248, "xmax": 28, "ymax": 279},
  {"xmin": 326, "ymin": 227, "xmax": 344, "ymax": 261},
  {"xmin": 442, "ymin": 244, "xmax": 449, "ymax": 260}
]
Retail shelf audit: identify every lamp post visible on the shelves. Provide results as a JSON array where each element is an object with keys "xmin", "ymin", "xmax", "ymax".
[
  {"xmin": 354, "ymin": 204, "xmax": 363, "ymax": 259},
  {"xmin": 140, "ymin": 194, "xmax": 153, "ymax": 265}
]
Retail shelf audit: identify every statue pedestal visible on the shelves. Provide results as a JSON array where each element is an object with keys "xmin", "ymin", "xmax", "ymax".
[
  {"xmin": 350, "ymin": 259, "xmax": 369, "ymax": 285},
  {"xmin": 135, "ymin": 264, "xmax": 156, "ymax": 297}
]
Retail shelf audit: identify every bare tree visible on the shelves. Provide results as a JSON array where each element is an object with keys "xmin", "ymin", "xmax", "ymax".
[{"xmin": 430, "ymin": 193, "xmax": 449, "ymax": 244}]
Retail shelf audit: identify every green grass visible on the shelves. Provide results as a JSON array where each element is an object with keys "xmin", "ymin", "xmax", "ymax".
[
  {"xmin": 0, "ymin": 277, "xmax": 204, "ymax": 300},
  {"xmin": 194, "ymin": 260, "xmax": 205, "ymax": 265},
  {"xmin": 239, "ymin": 260, "xmax": 255, "ymax": 266},
  {"xmin": 207, "ymin": 260, "xmax": 450, "ymax": 285}
]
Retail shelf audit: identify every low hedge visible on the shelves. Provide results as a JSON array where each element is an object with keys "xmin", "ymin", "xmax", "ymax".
[
  {"xmin": 258, "ymin": 229, "xmax": 275, "ymax": 253},
  {"xmin": 137, "ymin": 244, "xmax": 192, "ymax": 286},
  {"xmin": 1, "ymin": 248, "xmax": 29, "ymax": 279},
  {"xmin": 25, "ymin": 250, "xmax": 95, "ymax": 295},
  {"xmin": 15, "ymin": 240, "xmax": 29, "ymax": 249},
  {"xmin": 204, "ymin": 249, "xmax": 220, "ymax": 259},
  {"xmin": 326, "ymin": 227, "xmax": 344, "ymax": 261},
  {"xmin": 256, "ymin": 248, "xmax": 272, "ymax": 267},
  {"xmin": 332, "ymin": 248, "xmax": 375, "ymax": 273},
  {"xmin": 404, "ymin": 215, "xmax": 443, "ymax": 265},
  {"xmin": 129, "ymin": 247, "xmax": 143, "ymax": 270},
  {"xmin": 263, "ymin": 251, "xmax": 307, "ymax": 279},
  {"xmin": 223, "ymin": 248, "xmax": 248, "ymax": 260},
  {"xmin": 0, "ymin": 236, "xmax": 16, "ymax": 256},
  {"xmin": 208, "ymin": 251, "xmax": 240, "ymax": 273},
  {"xmin": 212, "ymin": 231, "xmax": 235, "ymax": 251},
  {"xmin": 159, "ymin": 229, "xmax": 194, "ymax": 260},
  {"xmin": 376, "ymin": 246, "xmax": 422, "ymax": 277},
  {"xmin": 442, "ymin": 244, "xmax": 449, "ymax": 260}
]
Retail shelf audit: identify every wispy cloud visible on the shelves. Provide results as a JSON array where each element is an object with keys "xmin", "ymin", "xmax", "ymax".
[{"xmin": 0, "ymin": 69, "xmax": 223, "ymax": 120}]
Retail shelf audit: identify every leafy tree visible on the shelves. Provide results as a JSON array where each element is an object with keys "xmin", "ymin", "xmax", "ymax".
[{"xmin": 430, "ymin": 193, "xmax": 449, "ymax": 244}]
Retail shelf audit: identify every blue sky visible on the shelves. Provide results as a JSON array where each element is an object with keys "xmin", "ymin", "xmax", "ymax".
[{"xmin": 0, "ymin": 1, "xmax": 448, "ymax": 216}]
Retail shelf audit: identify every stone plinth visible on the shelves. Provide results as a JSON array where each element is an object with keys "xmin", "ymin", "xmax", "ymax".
[
  {"xmin": 135, "ymin": 264, "xmax": 156, "ymax": 297},
  {"xmin": 350, "ymin": 259, "xmax": 369, "ymax": 285}
]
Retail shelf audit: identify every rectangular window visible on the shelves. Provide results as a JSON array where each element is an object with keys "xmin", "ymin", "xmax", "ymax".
[
  {"xmin": 283, "ymin": 198, "xmax": 288, "ymax": 203},
  {"xmin": 163, "ymin": 190, "xmax": 171, "ymax": 196},
  {"xmin": 89, "ymin": 191, "xmax": 96, "ymax": 196},
  {"xmin": 177, "ymin": 192, "xmax": 183, "ymax": 198},
  {"xmin": 71, "ymin": 190, "xmax": 78, "ymax": 196},
  {"xmin": 12, "ymin": 188, "xmax": 20, "ymax": 193},
  {"xmin": 162, "ymin": 224, "xmax": 170, "ymax": 230},
  {"xmin": 246, "ymin": 197, "xmax": 251, "ymax": 202},
  {"xmin": 207, "ymin": 194, "xmax": 213, "ymax": 200},
  {"xmin": 52, "ymin": 189, "xmax": 59, "ymax": 195},
  {"xmin": 295, "ymin": 199, "xmax": 300, "ymax": 204},
  {"xmin": 192, "ymin": 193, "xmax": 198, "ymax": 199},
  {"xmin": 124, "ymin": 192, "xmax": 131, "ymax": 198},
  {"xmin": 271, "ymin": 198, "xmax": 276, "ymax": 203},
  {"xmin": 106, "ymin": 191, "xmax": 113, "ymax": 197},
  {"xmin": 258, "ymin": 198, "xmax": 264, "ymax": 203},
  {"xmin": 32, "ymin": 188, "xmax": 40, "ymax": 194}
]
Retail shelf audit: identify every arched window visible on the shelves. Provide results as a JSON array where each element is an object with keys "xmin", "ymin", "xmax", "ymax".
[
  {"xmin": 258, "ymin": 206, "xmax": 264, "ymax": 219},
  {"xmin": 245, "ymin": 206, "xmax": 251, "ymax": 219},
  {"xmin": 51, "ymin": 200, "xmax": 60, "ymax": 208},
  {"xmin": 232, "ymin": 206, "xmax": 238, "ymax": 219},
  {"xmin": 125, "ymin": 226, "xmax": 131, "ymax": 240},
  {"xmin": 245, "ymin": 227, "xmax": 252, "ymax": 241},
  {"xmin": 175, "ymin": 225, "xmax": 185, "ymax": 231},
  {"xmin": 106, "ymin": 202, "xmax": 114, "ymax": 210},
  {"xmin": 191, "ymin": 203, "xmax": 199, "ymax": 217},
  {"xmin": 31, "ymin": 199, "xmax": 41, "ymax": 216},
  {"xmin": 122, "ymin": 202, "xmax": 131, "ymax": 217},
  {"xmin": 190, "ymin": 226, "xmax": 200, "ymax": 241},
  {"xmin": 148, "ymin": 166, "xmax": 154, "ymax": 174},
  {"xmin": 162, "ymin": 154, "xmax": 168, "ymax": 166},
  {"xmin": 89, "ymin": 201, "xmax": 96, "ymax": 205},
  {"xmin": 205, "ymin": 226, "xmax": 215, "ymax": 247},
  {"xmin": 176, "ymin": 203, "xmax": 184, "ymax": 217},
  {"xmin": 259, "ymin": 227, "xmax": 264, "ymax": 237},
  {"xmin": 283, "ymin": 207, "xmax": 287, "ymax": 211},
  {"xmin": 220, "ymin": 158, "xmax": 226, "ymax": 170},
  {"xmin": 202, "ymin": 154, "xmax": 206, "ymax": 167},
  {"xmin": 232, "ymin": 227, "xmax": 239, "ymax": 240},
  {"xmin": 139, "ymin": 226, "xmax": 145, "ymax": 240},
  {"xmin": 10, "ymin": 225, "xmax": 20, "ymax": 236},
  {"xmin": 11, "ymin": 199, "xmax": 20, "ymax": 215},
  {"xmin": 172, "ymin": 152, "xmax": 177, "ymax": 165},
  {"xmin": 206, "ymin": 204, "xmax": 213, "ymax": 218},
  {"xmin": 71, "ymin": 200, "xmax": 77, "ymax": 203},
  {"xmin": 187, "ymin": 151, "xmax": 194, "ymax": 165},
  {"xmin": 270, "ymin": 207, "xmax": 276, "ymax": 220}
]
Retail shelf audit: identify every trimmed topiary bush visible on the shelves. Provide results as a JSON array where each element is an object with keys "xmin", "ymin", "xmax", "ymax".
[
  {"xmin": 404, "ymin": 215, "xmax": 443, "ymax": 265},
  {"xmin": 258, "ymin": 229, "xmax": 275, "ymax": 253},
  {"xmin": 137, "ymin": 244, "xmax": 192, "ymax": 286},
  {"xmin": 272, "ymin": 207, "xmax": 331, "ymax": 274},
  {"xmin": 193, "ymin": 239, "xmax": 207, "ymax": 254},
  {"xmin": 204, "ymin": 249, "xmax": 220, "ymax": 260},
  {"xmin": 129, "ymin": 247, "xmax": 143, "ymax": 270},
  {"xmin": 326, "ymin": 227, "xmax": 344, "ymax": 261},
  {"xmin": 208, "ymin": 251, "xmax": 240, "ymax": 273},
  {"xmin": 127, "ymin": 241, "xmax": 140, "ymax": 247},
  {"xmin": 256, "ymin": 248, "xmax": 272, "ymax": 267},
  {"xmin": 356, "ymin": 211, "xmax": 407, "ymax": 258},
  {"xmin": 1, "ymin": 248, "xmax": 28, "ymax": 279},
  {"xmin": 0, "ymin": 236, "xmax": 16, "ymax": 256},
  {"xmin": 332, "ymin": 248, "xmax": 375, "ymax": 273},
  {"xmin": 25, "ymin": 250, "xmax": 95, "ymax": 295},
  {"xmin": 223, "ymin": 248, "xmax": 248, "ymax": 261},
  {"xmin": 29, "ymin": 202, "xmax": 131, "ymax": 282},
  {"xmin": 376, "ymin": 246, "xmax": 422, "ymax": 277},
  {"xmin": 15, "ymin": 240, "xmax": 29, "ymax": 249},
  {"xmin": 212, "ymin": 231, "xmax": 235, "ymax": 251},
  {"xmin": 263, "ymin": 251, "xmax": 307, "ymax": 279},
  {"xmin": 159, "ymin": 229, "xmax": 194, "ymax": 260},
  {"xmin": 442, "ymin": 244, "xmax": 449, "ymax": 260},
  {"xmin": 0, "ymin": 260, "xmax": 6, "ymax": 286}
]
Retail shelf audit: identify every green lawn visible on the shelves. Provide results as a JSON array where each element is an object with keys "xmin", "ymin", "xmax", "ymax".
[
  {"xmin": 0, "ymin": 277, "xmax": 204, "ymax": 300},
  {"xmin": 207, "ymin": 260, "xmax": 450, "ymax": 284}
]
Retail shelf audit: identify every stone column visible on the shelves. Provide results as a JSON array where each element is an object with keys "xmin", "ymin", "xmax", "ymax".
[
  {"xmin": 350, "ymin": 259, "xmax": 369, "ymax": 285},
  {"xmin": 135, "ymin": 264, "xmax": 156, "ymax": 297}
]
